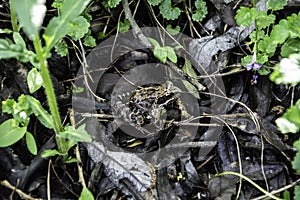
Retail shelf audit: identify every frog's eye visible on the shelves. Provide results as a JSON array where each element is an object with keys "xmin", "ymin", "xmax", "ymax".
[{"xmin": 165, "ymin": 81, "xmax": 173, "ymax": 91}]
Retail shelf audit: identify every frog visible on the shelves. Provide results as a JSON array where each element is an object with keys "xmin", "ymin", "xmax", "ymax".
[{"xmin": 111, "ymin": 81, "xmax": 189, "ymax": 136}]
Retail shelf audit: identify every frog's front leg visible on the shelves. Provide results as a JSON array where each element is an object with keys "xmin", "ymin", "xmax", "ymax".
[{"xmin": 177, "ymin": 99, "xmax": 190, "ymax": 119}]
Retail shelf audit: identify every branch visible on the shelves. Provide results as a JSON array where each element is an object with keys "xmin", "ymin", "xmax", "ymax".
[{"xmin": 122, "ymin": 0, "xmax": 151, "ymax": 48}]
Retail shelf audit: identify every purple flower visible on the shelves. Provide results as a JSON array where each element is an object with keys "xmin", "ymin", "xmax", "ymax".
[
  {"xmin": 246, "ymin": 53, "xmax": 263, "ymax": 71},
  {"xmin": 252, "ymin": 74, "xmax": 258, "ymax": 84}
]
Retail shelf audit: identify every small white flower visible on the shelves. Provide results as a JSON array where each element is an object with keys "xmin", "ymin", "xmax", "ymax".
[
  {"xmin": 31, "ymin": 0, "xmax": 47, "ymax": 28},
  {"xmin": 276, "ymin": 117, "xmax": 298, "ymax": 133},
  {"xmin": 13, "ymin": 108, "xmax": 20, "ymax": 115},
  {"xmin": 19, "ymin": 111, "xmax": 28, "ymax": 121},
  {"xmin": 277, "ymin": 54, "xmax": 300, "ymax": 85}
]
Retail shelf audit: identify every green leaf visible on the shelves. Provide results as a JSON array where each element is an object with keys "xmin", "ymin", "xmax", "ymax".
[
  {"xmin": 27, "ymin": 68, "xmax": 43, "ymax": 93},
  {"xmin": 148, "ymin": 38, "xmax": 160, "ymax": 48},
  {"xmin": 256, "ymin": 53, "xmax": 268, "ymax": 64},
  {"xmin": 59, "ymin": 124, "xmax": 92, "ymax": 143},
  {"xmin": 287, "ymin": 13, "xmax": 300, "ymax": 38},
  {"xmin": 281, "ymin": 38, "xmax": 300, "ymax": 57},
  {"xmin": 267, "ymin": 0, "xmax": 287, "ymax": 11},
  {"xmin": 257, "ymin": 37, "xmax": 277, "ymax": 56},
  {"xmin": 270, "ymin": 53, "xmax": 300, "ymax": 86},
  {"xmin": 64, "ymin": 157, "xmax": 79, "ymax": 163},
  {"xmin": 148, "ymin": 0, "xmax": 163, "ymax": 6},
  {"xmin": 292, "ymin": 140, "xmax": 300, "ymax": 173},
  {"xmin": 275, "ymin": 99, "xmax": 300, "ymax": 133},
  {"xmin": 0, "ymin": 119, "xmax": 27, "ymax": 147},
  {"xmin": 269, "ymin": 19, "xmax": 290, "ymax": 45},
  {"xmin": 17, "ymin": 95, "xmax": 31, "ymax": 114},
  {"xmin": 235, "ymin": 7, "xmax": 257, "ymax": 27},
  {"xmin": 13, "ymin": 32, "xmax": 26, "ymax": 49},
  {"xmin": 25, "ymin": 95, "xmax": 53, "ymax": 129},
  {"xmin": 182, "ymin": 80, "xmax": 200, "ymax": 99},
  {"xmin": 52, "ymin": 0, "xmax": 64, "ymax": 9},
  {"xmin": 257, "ymin": 67, "xmax": 270, "ymax": 75},
  {"xmin": 83, "ymin": 12, "xmax": 92, "ymax": 22},
  {"xmin": 2, "ymin": 99, "xmax": 17, "ymax": 114},
  {"xmin": 107, "ymin": 0, "xmax": 121, "ymax": 8},
  {"xmin": 249, "ymin": 30, "xmax": 265, "ymax": 44},
  {"xmin": 11, "ymin": 0, "xmax": 46, "ymax": 40},
  {"xmin": 43, "ymin": 0, "xmax": 91, "ymax": 55},
  {"xmin": 182, "ymin": 59, "xmax": 198, "ymax": 78},
  {"xmin": 282, "ymin": 99, "xmax": 300, "ymax": 127},
  {"xmin": 294, "ymin": 185, "xmax": 300, "ymax": 200},
  {"xmin": 0, "ymin": 39, "xmax": 9, "ymax": 49},
  {"xmin": 119, "ymin": 19, "xmax": 130, "ymax": 33},
  {"xmin": 97, "ymin": 32, "xmax": 106, "ymax": 39},
  {"xmin": 159, "ymin": 0, "xmax": 181, "ymax": 20},
  {"xmin": 166, "ymin": 25, "xmax": 180, "ymax": 35},
  {"xmin": 66, "ymin": 139, "xmax": 77, "ymax": 152},
  {"xmin": 25, "ymin": 131, "xmax": 37, "ymax": 155},
  {"xmin": 83, "ymin": 35, "xmax": 96, "ymax": 47},
  {"xmin": 0, "ymin": 39, "xmax": 25, "ymax": 60},
  {"xmin": 44, "ymin": 18, "xmax": 67, "ymax": 55},
  {"xmin": 3, "ymin": 95, "xmax": 31, "ymax": 125},
  {"xmin": 241, "ymin": 55, "xmax": 253, "ymax": 68},
  {"xmin": 55, "ymin": 40, "xmax": 69, "ymax": 57},
  {"xmin": 42, "ymin": 149, "xmax": 64, "ymax": 158},
  {"xmin": 283, "ymin": 190, "xmax": 290, "ymax": 200},
  {"xmin": 192, "ymin": 0, "xmax": 208, "ymax": 22},
  {"xmin": 154, "ymin": 46, "xmax": 167, "ymax": 63},
  {"xmin": 165, "ymin": 46, "xmax": 177, "ymax": 63},
  {"xmin": 79, "ymin": 187, "xmax": 94, "ymax": 200},
  {"xmin": 0, "ymin": 28, "xmax": 13, "ymax": 34},
  {"xmin": 0, "ymin": 36, "xmax": 35, "ymax": 62},
  {"xmin": 256, "ymin": 12, "xmax": 275, "ymax": 30},
  {"xmin": 67, "ymin": 16, "xmax": 90, "ymax": 41}
]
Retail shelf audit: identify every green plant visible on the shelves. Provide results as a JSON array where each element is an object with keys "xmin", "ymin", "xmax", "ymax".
[
  {"xmin": 118, "ymin": 19, "xmax": 131, "ymax": 33},
  {"xmin": 192, "ymin": 0, "xmax": 208, "ymax": 22},
  {"xmin": 235, "ymin": 0, "xmax": 289, "ymax": 83},
  {"xmin": 148, "ymin": 37, "xmax": 179, "ymax": 63},
  {"xmin": 51, "ymin": 0, "xmax": 96, "ymax": 57},
  {"xmin": 1, "ymin": 94, "xmax": 53, "ymax": 155},
  {"xmin": 236, "ymin": 1, "xmax": 300, "ymax": 198},
  {"xmin": 148, "ymin": 0, "xmax": 207, "ymax": 21},
  {"xmin": 269, "ymin": 53, "xmax": 300, "ymax": 199},
  {"xmin": 0, "ymin": 0, "xmax": 93, "ymax": 158},
  {"xmin": 0, "ymin": 0, "xmax": 94, "ymax": 198},
  {"xmin": 166, "ymin": 24, "xmax": 180, "ymax": 35},
  {"xmin": 102, "ymin": 0, "xmax": 122, "ymax": 8}
]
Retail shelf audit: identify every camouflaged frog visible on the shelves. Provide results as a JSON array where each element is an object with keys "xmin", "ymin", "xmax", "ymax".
[{"xmin": 111, "ymin": 81, "xmax": 188, "ymax": 135}]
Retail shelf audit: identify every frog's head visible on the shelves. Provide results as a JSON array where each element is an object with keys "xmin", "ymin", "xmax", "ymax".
[{"xmin": 165, "ymin": 81, "xmax": 181, "ymax": 94}]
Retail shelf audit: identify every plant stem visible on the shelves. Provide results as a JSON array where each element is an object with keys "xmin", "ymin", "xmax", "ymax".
[
  {"xmin": 254, "ymin": 19, "xmax": 258, "ymax": 53},
  {"xmin": 33, "ymin": 35, "xmax": 66, "ymax": 153},
  {"xmin": 216, "ymin": 171, "xmax": 283, "ymax": 200},
  {"xmin": 9, "ymin": 0, "xmax": 19, "ymax": 32}
]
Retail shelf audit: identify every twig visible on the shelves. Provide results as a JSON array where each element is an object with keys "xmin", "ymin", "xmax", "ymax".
[
  {"xmin": 70, "ymin": 109, "xmax": 87, "ymax": 188},
  {"xmin": 1, "ymin": 180, "xmax": 42, "ymax": 200},
  {"xmin": 47, "ymin": 159, "xmax": 51, "ymax": 200},
  {"xmin": 184, "ymin": 0, "xmax": 203, "ymax": 38},
  {"xmin": 165, "ymin": 141, "xmax": 217, "ymax": 149},
  {"xmin": 78, "ymin": 39, "xmax": 106, "ymax": 102},
  {"xmin": 122, "ymin": 0, "xmax": 151, "ymax": 48},
  {"xmin": 252, "ymin": 179, "xmax": 300, "ymax": 200},
  {"xmin": 166, "ymin": 60, "xmax": 206, "ymax": 91}
]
